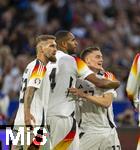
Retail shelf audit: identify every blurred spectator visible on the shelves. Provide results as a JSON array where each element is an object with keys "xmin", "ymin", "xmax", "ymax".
[
  {"xmin": 2, "ymin": 54, "xmax": 30, "ymax": 100},
  {"xmin": 116, "ymin": 108, "xmax": 137, "ymax": 127},
  {"xmin": 0, "ymin": 75, "xmax": 9, "ymax": 125},
  {"xmin": 2, "ymin": 55, "xmax": 16, "ymax": 99},
  {"xmin": 31, "ymin": 0, "xmax": 49, "ymax": 27},
  {"xmin": 47, "ymin": 0, "xmax": 60, "ymax": 23},
  {"xmin": 60, "ymin": 0, "xmax": 73, "ymax": 29}
]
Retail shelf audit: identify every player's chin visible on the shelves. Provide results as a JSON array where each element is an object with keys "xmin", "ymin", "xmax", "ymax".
[
  {"xmin": 97, "ymin": 66, "xmax": 103, "ymax": 70},
  {"xmin": 49, "ymin": 56, "xmax": 57, "ymax": 62},
  {"xmin": 73, "ymin": 47, "xmax": 77, "ymax": 53}
]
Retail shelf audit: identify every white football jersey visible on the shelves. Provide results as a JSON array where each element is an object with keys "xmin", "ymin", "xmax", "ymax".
[
  {"xmin": 47, "ymin": 51, "xmax": 93, "ymax": 117},
  {"xmin": 14, "ymin": 59, "xmax": 50, "ymax": 126},
  {"xmin": 76, "ymin": 73, "xmax": 117, "ymax": 133},
  {"xmin": 126, "ymin": 53, "xmax": 140, "ymax": 126},
  {"xmin": 126, "ymin": 53, "xmax": 140, "ymax": 109}
]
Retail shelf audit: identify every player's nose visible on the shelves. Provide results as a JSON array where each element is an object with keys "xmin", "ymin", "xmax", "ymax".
[
  {"xmin": 100, "ymin": 57, "xmax": 103, "ymax": 62},
  {"xmin": 74, "ymin": 40, "xmax": 78, "ymax": 46},
  {"xmin": 52, "ymin": 48, "xmax": 57, "ymax": 55}
]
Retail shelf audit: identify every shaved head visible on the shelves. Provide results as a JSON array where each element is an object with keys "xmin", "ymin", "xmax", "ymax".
[{"xmin": 55, "ymin": 30, "xmax": 70, "ymax": 44}]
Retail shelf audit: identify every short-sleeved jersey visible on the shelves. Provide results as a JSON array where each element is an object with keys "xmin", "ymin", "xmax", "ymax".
[
  {"xmin": 14, "ymin": 59, "xmax": 49, "ymax": 126},
  {"xmin": 126, "ymin": 53, "xmax": 140, "ymax": 105},
  {"xmin": 76, "ymin": 72, "xmax": 117, "ymax": 133},
  {"xmin": 126, "ymin": 53, "xmax": 140, "ymax": 126},
  {"xmin": 47, "ymin": 50, "xmax": 93, "ymax": 117}
]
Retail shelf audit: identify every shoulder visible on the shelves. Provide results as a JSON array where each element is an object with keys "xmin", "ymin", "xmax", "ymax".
[
  {"xmin": 133, "ymin": 53, "xmax": 140, "ymax": 64},
  {"xmin": 26, "ymin": 59, "xmax": 37, "ymax": 69},
  {"xmin": 27, "ymin": 59, "xmax": 46, "ymax": 69},
  {"xmin": 25, "ymin": 59, "xmax": 46, "ymax": 76},
  {"xmin": 56, "ymin": 50, "xmax": 74, "ymax": 59},
  {"xmin": 135, "ymin": 53, "xmax": 140, "ymax": 58},
  {"xmin": 56, "ymin": 51, "xmax": 76, "ymax": 64},
  {"xmin": 73, "ymin": 56, "xmax": 88, "ymax": 67}
]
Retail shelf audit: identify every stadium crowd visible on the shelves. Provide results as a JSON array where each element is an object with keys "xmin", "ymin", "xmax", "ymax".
[{"xmin": 0, "ymin": 0, "xmax": 140, "ymax": 127}]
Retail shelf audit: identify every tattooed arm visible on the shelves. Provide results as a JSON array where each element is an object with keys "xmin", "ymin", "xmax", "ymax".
[{"xmin": 24, "ymin": 86, "xmax": 36, "ymax": 127}]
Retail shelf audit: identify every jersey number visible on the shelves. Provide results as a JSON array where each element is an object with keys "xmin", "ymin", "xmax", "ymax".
[
  {"xmin": 78, "ymin": 84, "xmax": 94, "ymax": 96},
  {"xmin": 20, "ymin": 78, "xmax": 27, "ymax": 103},
  {"xmin": 49, "ymin": 68, "xmax": 56, "ymax": 92},
  {"xmin": 112, "ymin": 145, "xmax": 120, "ymax": 150},
  {"xmin": 49, "ymin": 68, "xmax": 74, "ymax": 96}
]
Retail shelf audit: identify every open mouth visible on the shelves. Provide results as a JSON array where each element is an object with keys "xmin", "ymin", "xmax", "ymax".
[{"xmin": 98, "ymin": 63, "xmax": 102, "ymax": 66}]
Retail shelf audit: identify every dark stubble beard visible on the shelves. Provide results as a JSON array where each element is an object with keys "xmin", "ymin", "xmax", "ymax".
[
  {"xmin": 45, "ymin": 52, "xmax": 56, "ymax": 62},
  {"xmin": 48, "ymin": 56, "xmax": 57, "ymax": 62}
]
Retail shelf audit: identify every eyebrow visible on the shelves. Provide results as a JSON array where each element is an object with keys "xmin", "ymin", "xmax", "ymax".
[
  {"xmin": 72, "ymin": 37, "xmax": 75, "ymax": 41},
  {"xmin": 96, "ymin": 54, "xmax": 102, "ymax": 57},
  {"xmin": 49, "ymin": 43, "xmax": 56, "ymax": 46}
]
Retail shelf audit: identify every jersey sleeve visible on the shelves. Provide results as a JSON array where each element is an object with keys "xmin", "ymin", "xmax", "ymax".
[
  {"xmin": 126, "ymin": 53, "xmax": 140, "ymax": 101},
  {"xmin": 27, "ymin": 60, "xmax": 47, "ymax": 89},
  {"xmin": 103, "ymin": 71, "xmax": 117, "ymax": 81},
  {"xmin": 74, "ymin": 57, "xmax": 93, "ymax": 79},
  {"xmin": 104, "ymin": 89, "xmax": 117, "ymax": 99}
]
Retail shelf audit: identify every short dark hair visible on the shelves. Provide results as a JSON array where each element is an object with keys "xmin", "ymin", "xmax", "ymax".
[
  {"xmin": 36, "ymin": 34, "xmax": 56, "ymax": 45},
  {"xmin": 80, "ymin": 46, "xmax": 100, "ymax": 60},
  {"xmin": 55, "ymin": 30, "xmax": 70, "ymax": 43}
]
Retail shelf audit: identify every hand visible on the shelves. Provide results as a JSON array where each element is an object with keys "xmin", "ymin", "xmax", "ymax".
[
  {"xmin": 103, "ymin": 72, "xmax": 116, "ymax": 81},
  {"xmin": 68, "ymin": 88, "xmax": 86, "ymax": 98},
  {"xmin": 24, "ymin": 112, "xmax": 36, "ymax": 128}
]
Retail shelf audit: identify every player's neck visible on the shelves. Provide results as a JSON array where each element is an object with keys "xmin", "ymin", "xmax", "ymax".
[
  {"xmin": 37, "ymin": 54, "xmax": 48, "ymax": 65},
  {"xmin": 58, "ymin": 46, "xmax": 68, "ymax": 54},
  {"xmin": 91, "ymin": 68, "xmax": 99, "ymax": 74}
]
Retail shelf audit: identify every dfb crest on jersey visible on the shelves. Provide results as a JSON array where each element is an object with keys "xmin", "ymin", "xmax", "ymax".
[{"xmin": 34, "ymin": 78, "xmax": 41, "ymax": 85}]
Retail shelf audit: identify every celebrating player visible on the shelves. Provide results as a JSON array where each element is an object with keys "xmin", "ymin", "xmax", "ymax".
[
  {"xmin": 126, "ymin": 53, "xmax": 140, "ymax": 112},
  {"xmin": 69, "ymin": 46, "xmax": 121, "ymax": 150},
  {"xmin": 46, "ymin": 30, "xmax": 120, "ymax": 150},
  {"xmin": 12, "ymin": 35, "xmax": 57, "ymax": 150},
  {"xmin": 126, "ymin": 53, "xmax": 140, "ymax": 150}
]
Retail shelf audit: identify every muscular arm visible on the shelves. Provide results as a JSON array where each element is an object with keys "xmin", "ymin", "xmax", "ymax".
[
  {"xmin": 24, "ymin": 87, "xmax": 36, "ymax": 111},
  {"xmin": 24, "ymin": 87, "xmax": 36, "ymax": 126},
  {"xmin": 86, "ymin": 73, "xmax": 120, "ymax": 89},
  {"xmin": 82, "ymin": 92, "xmax": 113, "ymax": 108},
  {"xmin": 68, "ymin": 88, "xmax": 113, "ymax": 108}
]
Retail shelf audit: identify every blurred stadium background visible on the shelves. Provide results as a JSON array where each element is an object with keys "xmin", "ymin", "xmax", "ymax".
[{"xmin": 0, "ymin": 0, "xmax": 140, "ymax": 149}]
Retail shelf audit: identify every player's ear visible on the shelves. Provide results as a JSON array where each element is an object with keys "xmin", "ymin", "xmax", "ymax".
[
  {"xmin": 85, "ymin": 57, "xmax": 90, "ymax": 65},
  {"xmin": 38, "ymin": 45, "xmax": 44, "ymax": 53},
  {"xmin": 61, "ymin": 41, "xmax": 67, "ymax": 49},
  {"xmin": 37, "ymin": 42, "xmax": 43, "ymax": 53}
]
